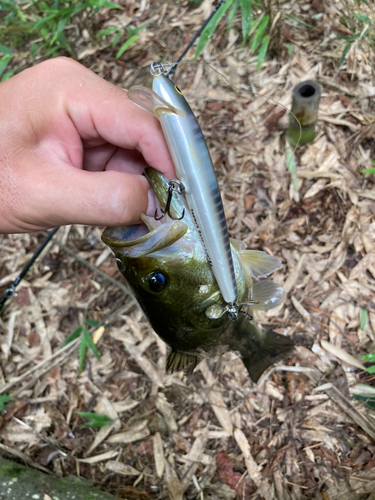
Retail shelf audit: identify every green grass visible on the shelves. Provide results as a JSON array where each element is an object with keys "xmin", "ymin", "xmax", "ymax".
[
  {"xmin": 363, "ymin": 352, "xmax": 375, "ymax": 374},
  {"xmin": 353, "ymin": 394, "xmax": 375, "ymax": 410},
  {"xmin": 194, "ymin": 0, "xmax": 271, "ymax": 71},
  {"xmin": 352, "ymin": 344, "xmax": 375, "ymax": 410},
  {"xmin": 62, "ymin": 318, "xmax": 101, "ymax": 374},
  {"xmin": 77, "ymin": 411, "xmax": 112, "ymax": 428},
  {"xmin": 0, "ymin": 0, "xmax": 140, "ymax": 80},
  {"xmin": 337, "ymin": 1, "xmax": 374, "ymax": 70},
  {"xmin": 361, "ymin": 159, "xmax": 375, "ymax": 174},
  {"xmin": 0, "ymin": 0, "xmax": 311, "ymax": 77},
  {"xmin": 0, "ymin": 394, "xmax": 11, "ymax": 412}
]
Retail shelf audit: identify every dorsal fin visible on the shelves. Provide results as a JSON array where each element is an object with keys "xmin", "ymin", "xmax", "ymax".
[{"xmin": 230, "ymin": 238, "xmax": 247, "ymax": 252}]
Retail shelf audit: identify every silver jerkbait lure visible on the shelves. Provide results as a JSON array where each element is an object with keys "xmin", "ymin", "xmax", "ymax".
[{"xmin": 128, "ymin": 62, "xmax": 241, "ymax": 319}]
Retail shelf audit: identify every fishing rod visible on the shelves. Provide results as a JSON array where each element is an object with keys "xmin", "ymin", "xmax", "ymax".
[
  {"xmin": 0, "ymin": 226, "xmax": 59, "ymax": 312},
  {"xmin": 167, "ymin": 0, "xmax": 225, "ymax": 78},
  {"xmin": 0, "ymin": 1, "xmax": 226, "ymax": 313}
]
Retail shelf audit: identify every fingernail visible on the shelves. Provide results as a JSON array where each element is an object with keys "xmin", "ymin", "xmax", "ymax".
[{"xmin": 146, "ymin": 189, "xmax": 157, "ymax": 216}]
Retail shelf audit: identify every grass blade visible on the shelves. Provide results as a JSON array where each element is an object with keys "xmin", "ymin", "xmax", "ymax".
[
  {"xmin": 283, "ymin": 14, "xmax": 313, "ymax": 28},
  {"xmin": 239, "ymin": 0, "xmax": 252, "ymax": 43},
  {"xmin": 353, "ymin": 13, "xmax": 371, "ymax": 24},
  {"xmin": 87, "ymin": 0, "xmax": 122, "ymax": 9},
  {"xmin": 0, "ymin": 54, "xmax": 13, "ymax": 79},
  {"xmin": 126, "ymin": 25, "xmax": 149, "ymax": 36},
  {"xmin": 77, "ymin": 412, "xmax": 112, "ymax": 421},
  {"xmin": 79, "ymin": 336, "xmax": 87, "ymax": 374},
  {"xmin": 85, "ymin": 319, "xmax": 101, "ymax": 327},
  {"xmin": 82, "ymin": 328, "xmax": 101, "ymax": 359},
  {"xmin": 111, "ymin": 30, "xmax": 122, "ymax": 48},
  {"xmin": 353, "ymin": 394, "xmax": 375, "ymax": 409},
  {"xmin": 77, "ymin": 412, "xmax": 112, "ymax": 428},
  {"xmin": 33, "ymin": 12, "xmax": 59, "ymax": 29},
  {"xmin": 62, "ymin": 325, "xmax": 83, "ymax": 347},
  {"xmin": 285, "ymin": 143, "xmax": 299, "ymax": 199},
  {"xmin": 363, "ymin": 353, "xmax": 375, "ymax": 362},
  {"xmin": 1, "ymin": 69, "xmax": 14, "ymax": 81},
  {"xmin": 250, "ymin": 14, "xmax": 269, "ymax": 52},
  {"xmin": 361, "ymin": 167, "xmax": 375, "ymax": 174},
  {"xmin": 115, "ymin": 34, "xmax": 138, "ymax": 59},
  {"xmin": 257, "ymin": 34, "xmax": 269, "ymax": 70},
  {"xmin": 360, "ymin": 309, "xmax": 368, "ymax": 330},
  {"xmin": 339, "ymin": 42, "xmax": 350, "ymax": 67},
  {"xmin": 0, "ymin": 44, "xmax": 12, "ymax": 55},
  {"xmin": 195, "ymin": 0, "xmax": 235, "ymax": 59},
  {"xmin": 227, "ymin": 0, "xmax": 239, "ymax": 30},
  {"xmin": 0, "ymin": 394, "xmax": 11, "ymax": 412},
  {"xmin": 97, "ymin": 27, "xmax": 119, "ymax": 37},
  {"xmin": 82, "ymin": 420, "xmax": 112, "ymax": 428}
]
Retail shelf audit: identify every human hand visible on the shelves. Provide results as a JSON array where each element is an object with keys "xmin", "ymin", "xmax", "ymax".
[{"xmin": 0, "ymin": 57, "xmax": 175, "ymax": 233}]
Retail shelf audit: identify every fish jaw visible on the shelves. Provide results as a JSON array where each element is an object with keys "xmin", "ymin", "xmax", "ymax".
[{"xmin": 102, "ymin": 220, "xmax": 190, "ymax": 259}]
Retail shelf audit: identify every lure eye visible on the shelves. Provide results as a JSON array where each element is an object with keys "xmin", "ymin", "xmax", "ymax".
[
  {"xmin": 147, "ymin": 271, "xmax": 168, "ymax": 293},
  {"xmin": 175, "ymin": 85, "xmax": 182, "ymax": 95}
]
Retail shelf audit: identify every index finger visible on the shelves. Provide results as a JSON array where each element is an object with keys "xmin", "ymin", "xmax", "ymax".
[{"xmin": 61, "ymin": 59, "xmax": 176, "ymax": 180}]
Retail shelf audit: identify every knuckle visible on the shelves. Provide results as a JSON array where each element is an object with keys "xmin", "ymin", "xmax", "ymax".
[{"xmin": 36, "ymin": 57, "xmax": 82, "ymax": 77}]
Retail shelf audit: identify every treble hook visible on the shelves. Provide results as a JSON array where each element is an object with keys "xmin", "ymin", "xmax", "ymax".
[
  {"xmin": 239, "ymin": 308, "xmax": 253, "ymax": 321},
  {"xmin": 155, "ymin": 180, "xmax": 185, "ymax": 221},
  {"xmin": 205, "ymin": 302, "xmax": 254, "ymax": 322},
  {"xmin": 225, "ymin": 303, "xmax": 254, "ymax": 322}
]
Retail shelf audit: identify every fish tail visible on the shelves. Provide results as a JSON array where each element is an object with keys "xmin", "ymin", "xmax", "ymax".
[{"xmin": 241, "ymin": 329, "xmax": 294, "ymax": 383}]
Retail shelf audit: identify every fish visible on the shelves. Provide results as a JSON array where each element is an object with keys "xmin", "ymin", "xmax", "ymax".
[
  {"xmin": 128, "ymin": 64, "xmax": 238, "ymax": 319},
  {"xmin": 102, "ymin": 168, "xmax": 294, "ymax": 382}
]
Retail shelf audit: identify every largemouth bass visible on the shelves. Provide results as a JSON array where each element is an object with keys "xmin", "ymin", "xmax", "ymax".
[{"xmin": 102, "ymin": 168, "xmax": 294, "ymax": 382}]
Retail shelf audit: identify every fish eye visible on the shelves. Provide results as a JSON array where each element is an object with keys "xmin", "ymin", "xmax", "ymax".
[
  {"xmin": 147, "ymin": 271, "xmax": 168, "ymax": 293},
  {"xmin": 175, "ymin": 85, "xmax": 182, "ymax": 95}
]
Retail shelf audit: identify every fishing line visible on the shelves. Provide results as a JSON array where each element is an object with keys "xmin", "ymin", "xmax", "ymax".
[{"xmin": 0, "ymin": 1, "xmax": 227, "ymax": 314}]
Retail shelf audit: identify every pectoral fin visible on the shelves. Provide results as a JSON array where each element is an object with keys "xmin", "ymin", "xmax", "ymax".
[
  {"xmin": 251, "ymin": 280, "xmax": 285, "ymax": 310},
  {"xmin": 242, "ymin": 330, "xmax": 294, "ymax": 382},
  {"xmin": 239, "ymin": 250, "xmax": 282, "ymax": 278}
]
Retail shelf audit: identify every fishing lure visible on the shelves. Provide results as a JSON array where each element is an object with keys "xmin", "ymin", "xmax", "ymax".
[{"xmin": 128, "ymin": 62, "xmax": 239, "ymax": 320}]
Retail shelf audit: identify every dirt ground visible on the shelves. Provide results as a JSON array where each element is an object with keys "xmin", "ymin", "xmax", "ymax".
[{"xmin": 0, "ymin": 1, "xmax": 375, "ymax": 499}]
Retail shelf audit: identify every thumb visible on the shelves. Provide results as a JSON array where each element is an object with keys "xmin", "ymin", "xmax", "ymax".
[{"xmin": 24, "ymin": 167, "xmax": 153, "ymax": 229}]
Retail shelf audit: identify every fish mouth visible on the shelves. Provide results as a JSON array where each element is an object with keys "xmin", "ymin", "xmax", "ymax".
[{"xmin": 102, "ymin": 168, "xmax": 190, "ymax": 258}]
